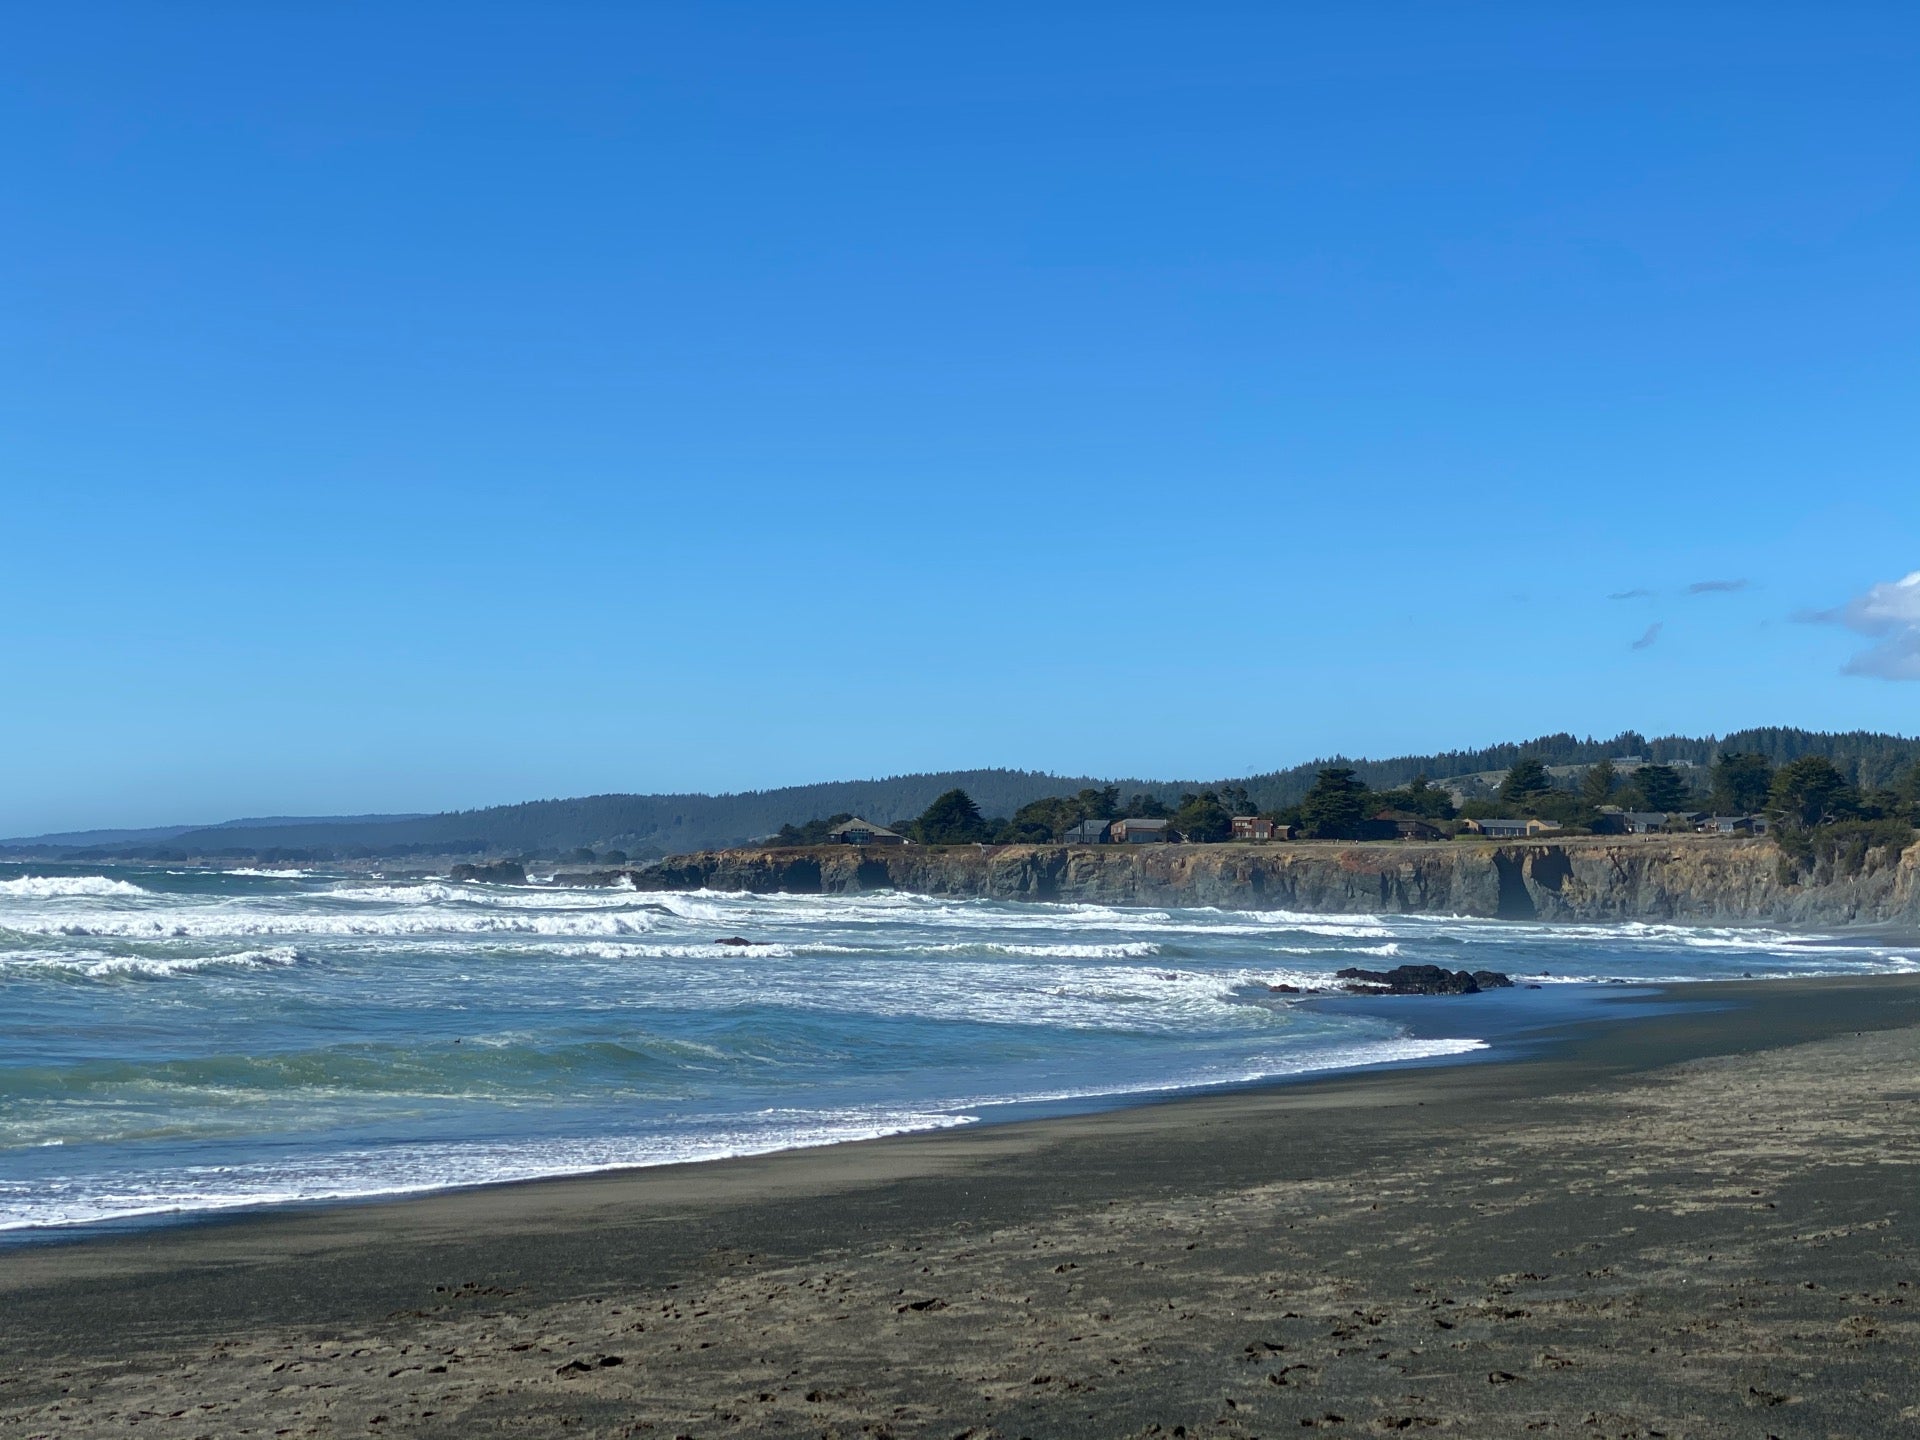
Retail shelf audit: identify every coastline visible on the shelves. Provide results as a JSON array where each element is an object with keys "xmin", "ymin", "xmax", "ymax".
[
  {"xmin": 627, "ymin": 834, "xmax": 1920, "ymax": 929},
  {"xmin": 6, "ymin": 972, "xmax": 1920, "ymax": 1436}
]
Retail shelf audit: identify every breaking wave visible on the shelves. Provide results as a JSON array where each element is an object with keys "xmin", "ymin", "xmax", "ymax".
[{"xmin": 0, "ymin": 874, "xmax": 148, "ymax": 899}]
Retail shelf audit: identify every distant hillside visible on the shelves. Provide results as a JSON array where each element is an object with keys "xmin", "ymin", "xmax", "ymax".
[
  {"xmin": 131, "ymin": 772, "xmax": 1177, "ymax": 859},
  {"xmin": 1, "ymin": 813, "xmax": 423, "ymax": 851},
  {"xmin": 17, "ymin": 729, "xmax": 1919, "ymax": 862}
]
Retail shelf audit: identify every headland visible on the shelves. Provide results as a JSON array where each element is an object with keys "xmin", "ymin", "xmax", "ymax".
[{"xmin": 613, "ymin": 834, "xmax": 1920, "ymax": 929}]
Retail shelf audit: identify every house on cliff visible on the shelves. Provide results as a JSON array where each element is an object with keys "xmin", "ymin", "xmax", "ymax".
[
  {"xmin": 1463, "ymin": 817, "xmax": 1562, "ymax": 839},
  {"xmin": 825, "ymin": 818, "xmax": 909, "ymax": 846},
  {"xmin": 1059, "ymin": 819, "xmax": 1110, "ymax": 845},
  {"xmin": 1231, "ymin": 816, "xmax": 1293, "ymax": 841},
  {"xmin": 1375, "ymin": 812, "xmax": 1443, "ymax": 841},
  {"xmin": 1110, "ymin": 818, "xmax": 1171, "ymax": 843}
]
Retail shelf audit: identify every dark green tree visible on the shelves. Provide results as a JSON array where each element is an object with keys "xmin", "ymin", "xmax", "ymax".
[
  {"xmin": 997, "ymin": 786, "xmax": 1122, "ymax": 843},
  {"xmin": 1300, "ymin": 768, "xmax": 1371, "ymax": 839},
  {"xmin": 1499, "ymin": 757, "xmax": 1553, "ymax": 806},
  {"xmin": 773, "ymin": 812, "xmax": 854, "ymax": 846},
  {"xmin": 1580, "ymin": 758, "xmax": 1617, "ymax": 808},
  {"xmin": 1634, "ymin": 764, "xmax": 1691, "ymax": 812},
  {"xmin": 1172, "ymin": 791, "xmax": 1234, "ymax": 843},
  {"xmin": 1710, "ymin": 752, "xmax": 1773, "ymax": 814},
  {"xmin": 1895, "ymin": 762, "xmax": 1920, "ymax": 817},
  {"xmin": 1370, "ymin": 773, "xmax": 1456, "ymax": 820},
  {"xmin": 1767, "ymin": 757, "xmax": 1857, "ymax": 830},
  {"xmin": 912, "ymin": 789, "xmax": 992, "ymax": 845}
]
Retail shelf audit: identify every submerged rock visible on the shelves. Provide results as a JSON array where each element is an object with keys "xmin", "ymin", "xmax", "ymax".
[
  {"xmin": 1334, "ymin": 963, "xmax": 1513, "ymax": 995},
  {"xmin": 449, "ymin": 860, "xmax": 528, "ymax": 885}
]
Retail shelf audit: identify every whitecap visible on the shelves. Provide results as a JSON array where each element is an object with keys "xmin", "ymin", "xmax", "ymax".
[{"xmin": 0, "ymin": 875, "xmax": 148, "ymax": 899}]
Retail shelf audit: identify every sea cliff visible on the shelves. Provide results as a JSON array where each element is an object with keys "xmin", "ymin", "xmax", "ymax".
[{"xmin": 627, "ymin": 836, "xmax": 1920, "ymax": 929}]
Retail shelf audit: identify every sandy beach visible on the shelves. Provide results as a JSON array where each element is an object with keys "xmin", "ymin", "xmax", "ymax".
[{"xmin": 4, "ymin": 974, "xmax": 1918, "ymax": 1439}]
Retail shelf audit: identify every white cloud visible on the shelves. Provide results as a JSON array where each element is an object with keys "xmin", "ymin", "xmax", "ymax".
[{"xmin": 1806, "ymin": 570, "xmax": 1920, "ymax": 680}]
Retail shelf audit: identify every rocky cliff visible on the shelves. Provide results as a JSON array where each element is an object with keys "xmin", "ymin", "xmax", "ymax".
[{"xmin": 626, "ymin": 836, "xmax": 1920, "ymax": 929}]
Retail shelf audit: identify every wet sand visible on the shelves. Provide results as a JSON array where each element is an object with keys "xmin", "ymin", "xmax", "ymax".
[{"xmin": 4, "ymin": 975, "xmax": 1919, "ymax": 1438}]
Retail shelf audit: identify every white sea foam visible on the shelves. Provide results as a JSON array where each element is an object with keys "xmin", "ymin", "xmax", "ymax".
[
  {"xmin": 0, "ymin": 946, "xmax": 304, "ymax": 979},
  {"xmin": 324, "ymin": 881, "xmax": 646, "ymax": 909},
  {"xmin": 919, "ymin": 941, "xmax": 1164, "ymax": 960},
  {"xmin": 544, "ymin": 941, "xmax": 801, "ymax": 960},
  {"xmin": 0, "ymin": 1109, "xmax": 978, "ymax": 1232},
  {"xmin": 0, "ymin": 1031, "xmax": 1496, "ymax": 1232},
  {"xmin": 13, "ymin": 908, "xmax": 668, "ymax": 940},
  {"xmin": 0, "ymin": 874, "xmax": 148, "ymax": 899}
]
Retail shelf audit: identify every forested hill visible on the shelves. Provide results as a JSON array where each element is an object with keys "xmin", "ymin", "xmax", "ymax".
[
  {"xmin": 15, "ymin": 729, "xmax": 1920, "ymax": 861},
  {"xmin": 128, "ymin": 770, "xmax": 1168, "ymax": 859},
  {"xmin": 1235, "ymin": 728, "xmax": 1920, "ymax": 808}
]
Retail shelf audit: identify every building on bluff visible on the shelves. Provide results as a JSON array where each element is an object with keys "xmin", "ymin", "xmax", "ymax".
[{"xmin": 825, "ymin": 818, "xmax": 909, "ymax": 846}]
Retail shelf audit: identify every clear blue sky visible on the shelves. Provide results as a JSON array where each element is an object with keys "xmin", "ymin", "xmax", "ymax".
[{"xmin": 4, "ymin": 4, "xmax": 1917, "ymax": 834}]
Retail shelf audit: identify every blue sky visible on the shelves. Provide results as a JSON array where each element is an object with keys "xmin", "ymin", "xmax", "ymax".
[{"xmin": 4, "ymin": 4, "xmax": 1917, "ymax": 833}]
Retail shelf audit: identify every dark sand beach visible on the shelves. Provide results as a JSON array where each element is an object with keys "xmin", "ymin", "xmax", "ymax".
[{"xmin": 4, "ymin": 974, "xmax": 1919, "ymax": 1438}]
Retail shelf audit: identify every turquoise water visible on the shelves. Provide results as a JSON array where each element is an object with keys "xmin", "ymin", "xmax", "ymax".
[{"xmin": 2, "ymin": 864, "xmax": 1913, "ymax": 1235}]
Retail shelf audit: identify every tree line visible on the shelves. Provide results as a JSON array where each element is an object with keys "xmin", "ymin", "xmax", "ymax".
[
  {"xmin": 774, "ymin": 785, "xmax": 1255, "ymax": 846},
  {"xmin": 775, "ymin": 753, "xmax": 1920, "ymax": 880}
]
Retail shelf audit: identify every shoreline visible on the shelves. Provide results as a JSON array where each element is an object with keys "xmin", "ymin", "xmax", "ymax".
[
  {"xmin": 0, "ymin": 977, "xmax": 1807, "ymax": 1250},
  {"xmin": 6, "ymin": 974, "xmax": 1918, "ymax": 1434},
  {"xmin": 5, "ymin": 975, "xmax": 1916, "ymax": 1333}
]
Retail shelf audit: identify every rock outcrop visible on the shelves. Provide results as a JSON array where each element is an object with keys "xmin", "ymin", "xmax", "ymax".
[
  {"xmin": 1335, "ymin": 964, "xmax": 1515, "ymax": 995},
  {"xmin": 620, "ymin": 837, "xmax": 1920, "ymax": 929},
  {"xmin": 449, "ymin": 860, "xmax": 528, "ymax": 885}
]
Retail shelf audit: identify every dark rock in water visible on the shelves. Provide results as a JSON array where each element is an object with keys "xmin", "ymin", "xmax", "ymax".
[
  {"xmin": 548, "ymin": 868, "xmax": 629, "ymax": 888},
  {"xmin": 1268, "ymin": 983, "xmax": 1302, "ymax": 994},
  {"xmin": 713, "ymin": 936, "xmax": 754, "ymax": 947},
  {"xmin": 450, "ymin": 860, "xmax": 527, "ymax": 885},
  {"xmin": 1334, "ymin": 963, "xmax": 1511, "ymax": 995}
]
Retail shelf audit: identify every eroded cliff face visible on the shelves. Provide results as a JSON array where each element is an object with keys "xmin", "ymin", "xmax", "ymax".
[{"xmin": 630, "ymin": 837, "xmax": 1920, "ymax": 929}]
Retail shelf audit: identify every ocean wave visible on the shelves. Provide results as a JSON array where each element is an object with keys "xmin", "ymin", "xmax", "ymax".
[
  {"xmin": 0, "ymin": 1109, "xmax": 978, "ymax": 1232},
  {"xmin": 0, "ymin": 946, "xmax": 304, "ymax": 979},
  {"xmin": 544, "ymin": 941, "xmax": 800, "ymax": 960},
  {"xmin": 918, "ymin": 941, "xmax": 1164, "ymax": 960},
  {"xmin": 0, "ymin": 875, "xmax": 149, "ymax": 899},
  {"xmin": 14, "ymin": 909, "xmax": 669, "ymax": 940},
  {"xmin": 323, "ymin": 881, "xmax": 650, "ymax": 910}
]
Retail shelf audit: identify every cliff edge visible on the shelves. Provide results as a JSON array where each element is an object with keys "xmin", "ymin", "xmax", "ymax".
[{"xmin": 625, "ymin": 836, "xmax": 1920, "ymax": 929}]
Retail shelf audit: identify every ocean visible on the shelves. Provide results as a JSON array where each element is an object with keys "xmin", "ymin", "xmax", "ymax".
[{"xmin": 2, "ymin": 863, "xmax": 1914, "ymax": 1236}]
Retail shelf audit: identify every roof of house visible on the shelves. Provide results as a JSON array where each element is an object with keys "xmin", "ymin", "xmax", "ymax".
[
  {"xmin": 826, "ymin": 817, "xmax": 904, "ymax": 839},
  {"xmin": 1116, "ymin": 817, "xmax": 1170, "ymax": 829},
  {"xmin": 1620, "ymin": 812, "xmax": 1671, "ymax": 824}
]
